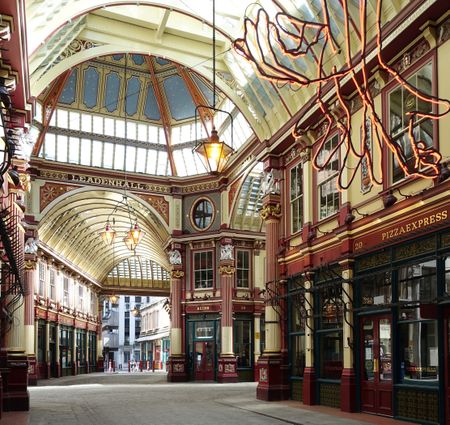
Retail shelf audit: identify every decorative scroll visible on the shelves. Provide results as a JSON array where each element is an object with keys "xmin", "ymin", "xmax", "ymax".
[
  {"xmin": 233, "ymin": 0, "xmax": 450, "ymax": 189},
  {"xmin": 259, "ymin": 203, "xmax": 281, "ymax": 220},
  {"xmin": 138, "ymin": 194, "xmax": 169, "ymax": 225}
]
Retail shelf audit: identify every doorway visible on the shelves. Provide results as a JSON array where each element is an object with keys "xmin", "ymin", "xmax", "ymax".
[
  {"xmin": 446, "ymin": 309, "xmax": 450, "ymax": 425},
  {"xmin": 360, "ymin": 315, "xmax": 393, "ymax": 416},
  {"xmin": 194, "ymin": 341, "xmax": 215, "ymax": 380}
]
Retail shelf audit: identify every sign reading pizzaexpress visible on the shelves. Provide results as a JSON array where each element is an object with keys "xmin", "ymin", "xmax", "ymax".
[{"xmin": 353, "ymin": 205, "xmax": 449, "ymax": 252}]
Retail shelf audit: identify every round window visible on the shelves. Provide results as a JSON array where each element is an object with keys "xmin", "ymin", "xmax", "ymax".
[{"xmin": 192, "ymin": 198, "xmax": 214, "ymax": 230}]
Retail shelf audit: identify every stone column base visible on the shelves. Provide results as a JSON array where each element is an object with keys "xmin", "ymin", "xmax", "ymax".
[
  {"xmin": 217, "ymin": 356, "xmax": 238, "ymax": 383},
  {"xmin": 256, "ymin": 353, "xmax": 289, "ymax": 401},
  {"xmin": 302, "ymin": 367, "xmax": 316, "ymax": 405},
  {"xmin": 340, "ymin": 368, "xmax": 356, "ymax": 412},
  {"xmin": 27, "ymin": 355, "xmax": 37, "ymax": 386},
  {"xmin": 167, "ymin": 356, "xmax": 188, "ymax": 382}
]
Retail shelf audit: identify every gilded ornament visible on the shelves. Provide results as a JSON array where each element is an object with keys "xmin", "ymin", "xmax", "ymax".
[
  {"xmin": 260, "ymin": 203, "xmax": 281, "ymax": 220},
  {"xmin": 171, "ymin": 270, "xmax": 185, "ymax": 279},
  {"xmin": 219, "ymin": 265, "xmax": 236, "ymax": 275}
]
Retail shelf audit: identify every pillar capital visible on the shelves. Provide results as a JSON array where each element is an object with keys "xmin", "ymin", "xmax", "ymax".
[
  {"xmin": 260, "ymin": 201, "xmax": 282, "ymax": 221},
  {"xmin": 170, "ymin": 269, "xmax": 185, "ymax": 279},
  {"xmin": 219, "ymin": 263, "xmax": 235, "ymax": 275}
]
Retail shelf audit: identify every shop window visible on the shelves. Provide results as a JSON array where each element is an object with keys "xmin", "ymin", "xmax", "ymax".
[
  {"xmin": 60, "ymin": 326, "xmax": 73, "ymax": 369},
  {"xmin": 397, "ymin": 259, "xmax": 438, "ymax": 382},
  {"xmin": 291, "ymin": 334, "xmax": 305, "ymax": 377},
  {"xmin": 445, "ymin": 256, "xmax": 450, "ymax": 295},
  {"xmin": 398, "ymin": 321, "xmax": 438, "ymax": 382},
  {"xmin": 389, "ymin": 61, "xmax": 434, "ymax": 183},
  {"xmin": 290, "ymin": 288, "xmax": 306, "ymax": 378},
  {"xmin": 316, "ymin": 284, "xmax": 343, "ymax": 379},
  {"xmin": 234, "ymin": 319, "xmax": 252, "ymax": 368},
  {"xmin": 193, "ymin": 251, "xmax": 214, "ymax": 289},
  {"xmin": 398, "ymin": 259, "xmax": 437, "ymax": 320},
  {"xmin": 359, "ymin": 271, "xmax": 392, "ymax": 306},
  {"xmin": 290, "ymin": 163, "xmax": 303, "ymax": 234},
  {"xmin": 236, "ymin": 250, "xmax": 250, "ymax": 288},
  {"xmin": 317, "ymin": 134, "xmax": 339, "ymax": 220},
  {"xmin": 37, "ymin": 321, "xmax": 46, "ymax": 363},
  {"xmin": 39, "ymin": 263, "xmax": 45, "ymax": 296},
  {"xmin": 78, "ymin": 285, "xmax": 84, "ymax": 311}
]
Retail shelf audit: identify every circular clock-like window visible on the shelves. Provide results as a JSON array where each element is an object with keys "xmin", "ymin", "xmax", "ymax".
[{"xmin": 192, "ymin": 198, "xmax": 214, "ymax": 230}]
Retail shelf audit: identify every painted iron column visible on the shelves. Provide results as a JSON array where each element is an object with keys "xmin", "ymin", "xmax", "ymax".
[
  {"xmin": 217, "ymin": 240, "xmax": 238, "ymax": 382},
  {"xmin": 340, "ymin": 259, "xmax": 356, "ymax": 412},
  {"xmin": 303, "ymin": 272, "xmax": 315, "ymax": 405},
  {"xmin": 167, "ymin": 247, "xmax": 187, "ymax": 382},
  {"xmin": 256, "ymin": 191, "xmax": 289, "ymax": 400},
  {"xmin": 24, "ymin": 254, "xmax": 38, "ymax": 385}
]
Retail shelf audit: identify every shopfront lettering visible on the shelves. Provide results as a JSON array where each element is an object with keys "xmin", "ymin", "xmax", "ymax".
[
  {"xmin": 381, "ymin": 210, "xmax": 447, "ymax": 241},
  {"xmin": 196, "ymin": 306, "xmax": 210, "ymax": 311},
  {"xmin": 353, "ymin": 206, "xmax": 449, "ymax": 253}
]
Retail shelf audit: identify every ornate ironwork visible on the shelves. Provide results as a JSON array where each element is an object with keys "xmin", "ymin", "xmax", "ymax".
[{"xmin": 233, "ymin": 0, "xmax": 450, "ymax": 189}]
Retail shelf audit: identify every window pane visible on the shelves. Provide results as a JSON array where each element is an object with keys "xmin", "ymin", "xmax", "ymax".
[
  {"xmin": 56, "ymin": 135, "xmax": 68, "ymax": 162},
  {"xmin": 125, "ymin": 146, "xmax": 136, "ymax": 171},
  {"xmin": 92, "ymin": 140, "xmax": 103, "ymax": 167},
  {"xmin": 103, "ymin": 142, "xmax": 113, "ymax": 168},
  {"xmin": 319, "ymin": 331, "xmax": 343, "ymax": 379},
  {"xmin": 80, "ymin": 139, "xmax": 91, "ymax": 166},
  {"xmin": 234, "ymin": 320, "xmax": 252, "ymax": 368},
  {"xmin": 44, "ymin": 133, "xmax": 56, "ymax": 160},
  {"xmin": 69, "ymin": 111, "xmax": 80, "ymax": 130},
  {"xmin": 116, "ymin": 119, "xmax": 125, "ymax": 138},
  {"xmin": 360, "ymin": 272, "xmax": 392, "ymax": 306},
  {"xmin": 291, "ymin": 334, "xmax": 305, "ymax": 377},
  {"xmin": 57, "ymin": 109, "xmax": 69, "ymax": 128},
  {"xmin": 93, "ymin": 115, "xmax": 103, "ymax": 134},
  {"xmin": 127, "ymin": 121, "xmax": 136, "ymax": 140},
  {"xmin": 114, "ymin": 144, "xmax": 125, "ymax": 170},
  {"xmin": 81, "ymin": 113, "xmax": 92, "ymax": 132},
  {"xmin": 104, "ymin": 117, "xmax": 114, "ymax": 136},
  {"xmin": 136, "ymin": 148, "xmax": 147, "ymax": 173},
  {"xmin": 69, "ymin": 137, "xmax": 80, "ymax": 164},
  {"xmin": 138, "ymin": 124, "xmax": 148, "ymax": 142},
  {"xmin": 399, "ymin": 321, "xmax": 438, "ymax": 382}
]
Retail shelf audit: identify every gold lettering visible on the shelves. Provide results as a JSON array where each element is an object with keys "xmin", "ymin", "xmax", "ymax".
[
  {"xmin": 417, "ymin": 219, "xmax": 423, "ymax": 228},
  {"xmin": 429, "ymin": 214, "xmax": 435, "ymax": 224},
  {"xmin": 424, "ymin": 217, "xmax": 429, "ymax": 226},
  {"xmin": 382, "ymin": 232, "xmax": 388, "ymax": 240},
  {"xmin": 442, "ymin": 210, "xmax": 448, "ymax": 220}
]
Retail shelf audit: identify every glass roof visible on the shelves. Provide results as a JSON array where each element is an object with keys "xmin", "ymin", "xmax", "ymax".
[{"xmin": 35, "ymin": 54, "xmax": 254, "ymax": 176}]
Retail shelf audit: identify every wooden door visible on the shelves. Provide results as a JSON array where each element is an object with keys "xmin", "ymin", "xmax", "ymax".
[
  {"xmin": 360, "ymin": 316, "xmax": 393, "ymax": 416},
  {"xmin": 194, "ymin": 341, "xmax": 215, "ymax": 380}
]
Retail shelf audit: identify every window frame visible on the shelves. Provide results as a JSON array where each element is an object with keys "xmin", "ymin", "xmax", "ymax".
[
  {"xmin": 384, "ymin": 52, "xmax": 438, "ymax": 187},
  {"xmin": 315, "ymin": 133, "xmax": 340, "ymax": 222},
  {"xmin": 236, "ymin": 249, "xmax": 251, "ymax": 289},
  {"xmin": 289, "ymin": 161, "xmax": 304, "ymax": 235},
  {"xmin": 192, "ymin": 249, "xmax": 215, "ymax": 290}
]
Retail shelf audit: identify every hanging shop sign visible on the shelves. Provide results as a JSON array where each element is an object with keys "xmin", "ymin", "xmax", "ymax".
[{"xmin": 353, "ymin": 204, "xmax": 449, "ymax": 253}]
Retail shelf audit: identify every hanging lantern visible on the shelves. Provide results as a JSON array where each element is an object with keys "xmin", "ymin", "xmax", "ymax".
[
  {"xmin": 127, "ymin": 223, "xmax": 144, "ymax": 246},
  {"xmin": 100, "ymin": 222, "xmax": 116, "ymax": 245},
  {"xmin": 109, "ymin": 294, "xmax": 119, "ymax": 304},
  {"xmin": 124, "ymin": 234, "xmax": 137, "ymax": 251},
  {"xmin": 194, "ymin": 128, "xmax": 234, "ymax": 174}
]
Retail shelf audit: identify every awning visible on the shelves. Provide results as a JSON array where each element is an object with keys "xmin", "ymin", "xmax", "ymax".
[{"xmin": 135, "ymin": 331, "xmax": 169, "ymax": 343}]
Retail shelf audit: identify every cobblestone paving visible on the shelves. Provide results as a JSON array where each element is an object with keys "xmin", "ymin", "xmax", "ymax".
[{"xmin": 29, "ymin": 373, "xmax": 371, "ymax": 425}]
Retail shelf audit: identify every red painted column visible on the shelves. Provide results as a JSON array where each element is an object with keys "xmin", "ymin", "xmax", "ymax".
[
  {"xmin": 256, "ymin": 193, "xmax": 289, "ymax": 401},
  {"xmin": 217, "ymin": 241, "xmax": 238, "ymax": 383},
  {"xmin": 167, "ymin": 250, "xmax": 188, "ymax": 382},
  {"xmin": 24, "ymin": 254, "xmax": 38, "ymax": 386}
]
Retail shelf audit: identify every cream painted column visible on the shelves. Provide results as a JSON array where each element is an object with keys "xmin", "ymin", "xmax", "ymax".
[
  {"xmin": 5, "ymin": 302, "xmax": 25, "ymax": 352},
  {"xmin": 302, "ymin": 272, "xmax": 316, "ymax": 405},
  {"xmin": 253, "ymin": 313, "xmax": 261, "ymax": 365},
  {"xmin": 260, "ymin": 196, "xmax": 282, "ymax": 355},
  {"xmin": 73, "ymin": 327, "xmax": 78, "ymax": 375},
  {"xmin": 55, "ymin": 323, "xmax": 60, "ymax": 377},
  {"xmin": 339, "ymin": 259, "xmax": 356, "ymax": 412},
  {"xmin": 97, "ymin": 299, "xmax": 104, "ymax": 370},
  {"xmin": 24, "ymin": 255, "xmax": 38, "ymax": 355}
]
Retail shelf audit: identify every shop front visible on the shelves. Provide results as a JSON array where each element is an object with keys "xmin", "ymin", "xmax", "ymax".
[{"xmin": 354, "ymin": 229, "xmax": 450, "ymax": 424}]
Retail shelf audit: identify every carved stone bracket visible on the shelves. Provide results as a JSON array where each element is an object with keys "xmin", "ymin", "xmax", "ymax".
[{"xmin": 260, "ymin": 203, "xmax": 282, "ymax": 221}]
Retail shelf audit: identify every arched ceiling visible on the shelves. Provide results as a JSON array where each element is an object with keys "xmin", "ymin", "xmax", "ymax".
[
  {"xmin": 26, "ymin": 0, "xmax": 412, "ymax": 146},
  {"xmin": 38, "ymin": 189, "xmax": 170, "ymax": 283}
]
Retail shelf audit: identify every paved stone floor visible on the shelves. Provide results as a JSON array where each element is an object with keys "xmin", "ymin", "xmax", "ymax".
[{"xmin": 26, "ymin": 373, "xmax": 413, "ymax": 425}]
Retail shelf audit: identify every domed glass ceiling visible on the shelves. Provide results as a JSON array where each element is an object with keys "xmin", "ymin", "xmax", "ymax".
[{"xmin": 35, "ymin": 54, "xmax": 254, "ymax": 176}]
